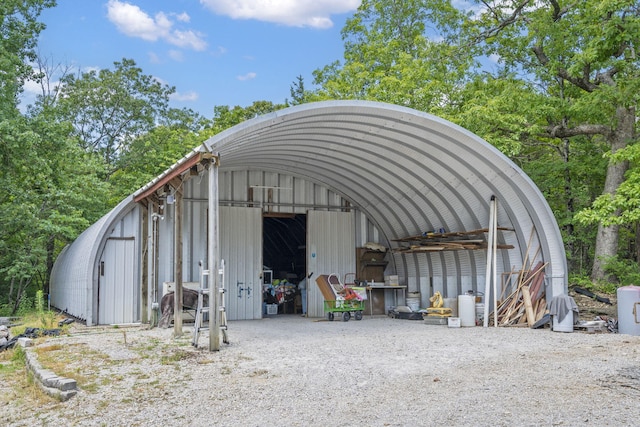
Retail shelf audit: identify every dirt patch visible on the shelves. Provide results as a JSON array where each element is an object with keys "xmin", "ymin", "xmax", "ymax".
[{"xmin": 569, "ymin": 287, "xmax": 617, "ymax": 321}]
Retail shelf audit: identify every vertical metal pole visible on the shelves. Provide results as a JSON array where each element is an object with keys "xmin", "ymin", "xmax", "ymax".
[
  {"xmin": 483, "ymin": 196, "xmax": 495, "ymax": 328},
  {"xmin": 208, "ymin": 156, "xmax": 220, "ymax": 351},
  {"xmin": 492, "ymin": 197, "xmax": 498, "ymax": 328},
  {"xmin": 174, "ymin": 189, "xmax": 184, "ymax": 336}
]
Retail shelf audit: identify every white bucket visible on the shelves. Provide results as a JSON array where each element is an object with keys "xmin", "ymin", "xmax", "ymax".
[
  {"xmin": 552, "ymin": 311, "xmax": 574, "ymax": 332},
  {"xmin": 458, "ymin": 295, "xmax": 475, "ymax": 327},
  {"xmin": 617, "ymin": 285, "xmax": 640, "ymax": 336}
]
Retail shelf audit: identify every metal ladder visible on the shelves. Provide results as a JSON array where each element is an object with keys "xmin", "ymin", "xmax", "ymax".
[{"xmin": 192, "ymin": 259, "xmax": 229, "ymax": 347}]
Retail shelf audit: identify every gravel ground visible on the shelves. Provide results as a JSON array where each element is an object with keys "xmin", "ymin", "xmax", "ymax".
[{"xmin": 6, "ymin": 315, "xmax": 640, "ymax": 427}]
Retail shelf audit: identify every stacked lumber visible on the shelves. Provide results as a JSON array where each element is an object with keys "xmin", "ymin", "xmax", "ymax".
[
  {"xmin": 392, "ymin": 229, "xmax": 515, "ymax": 253},
  {"xmin": 491, "ymin": 261, "xmax": 548, "ymax": 327}
]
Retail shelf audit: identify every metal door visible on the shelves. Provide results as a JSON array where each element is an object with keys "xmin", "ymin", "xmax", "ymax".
[
  {"xmin": 306, "ymin": 210, "xmax": 356, "ymax": 318},
  {"xmin": 220, "ymin": 206, "xmax": 263, "ymax": 320},
  {"xmin": 98, "ymin": 238, "xmax": 137, "ymax": 324}
]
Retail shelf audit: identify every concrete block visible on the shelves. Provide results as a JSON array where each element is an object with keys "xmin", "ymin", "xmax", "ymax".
[{"xmin": 18, "ymin": 337, "xmax": 33, "ymax": 347}]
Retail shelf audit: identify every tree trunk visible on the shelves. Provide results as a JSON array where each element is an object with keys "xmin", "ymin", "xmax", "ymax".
[
  {"xmin": 45, "ymin": 236, "xmax": 55, "ymax": 296},
  {"xmin": 591, "ymin": 106, "xmax": 633, "ymax": 281}
]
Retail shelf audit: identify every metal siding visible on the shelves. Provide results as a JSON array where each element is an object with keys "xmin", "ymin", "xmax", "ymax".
[
  {"xmin": 54, "ymin": 100, "xmax": 567, "ymax": 326},
  {"xmin": 220, "ymin": 206, "xmax": 263, "ymax": 320},
  {"xmin": 307, "ymin": 210, "xmax": 356, "ymax": 318},
  {"xmin": 99, "ymin": 238, "xmax": 136, "ymax": 324},
  {"xmin": 201, "ymin": 101, "xmax": 565, "ymax": 299}
]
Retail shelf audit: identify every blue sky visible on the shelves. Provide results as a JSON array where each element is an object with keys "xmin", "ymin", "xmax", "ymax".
[{"xmin": 28, "ymin": 0, "xmax": 362, "ymax": 118}]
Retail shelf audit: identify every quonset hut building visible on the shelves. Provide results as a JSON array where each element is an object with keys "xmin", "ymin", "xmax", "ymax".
[{"xmin": 50, "ymin": 101, "xmax": 567, "ymax": 326}]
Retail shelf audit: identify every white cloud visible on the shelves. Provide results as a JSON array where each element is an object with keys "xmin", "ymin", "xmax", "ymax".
[
  {"xmin": 168, "ymin": 50, "xmax": 184, "ymax": 62},
  {"xmin": 237, "ymin": 72, "xmax": 257, "ymax": 81},
  {"xmin": 199, "ymin": 0, "xmax": 361, "ymax": 29},
  {"xmin": 170, "ymin": 90, "xmax": 199, "ymax": 102},
  {"xmin": 22, "ymin": 78, "xmax": 43, "ymax": 100},
  {"xmin": 166, "ymin": 29, "xmax": 207, "ymax": 51},
  {"xmin": 175, "ymin": 12, "xmax": 190, "ymax": 23},
  {"xmin": 107, "ymin": 0, "xmax": 207, "ymax": 50}
]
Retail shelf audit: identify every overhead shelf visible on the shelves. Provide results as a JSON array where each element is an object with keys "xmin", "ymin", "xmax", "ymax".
[{"xmin": 392, "ymin": 228, "xmax": 515, "ymax": 253}]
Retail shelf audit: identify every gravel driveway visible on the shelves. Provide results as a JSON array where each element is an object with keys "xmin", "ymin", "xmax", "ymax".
[{"xmin": 6, "ymin": 315, "xmax": 640, "ymax": 426}]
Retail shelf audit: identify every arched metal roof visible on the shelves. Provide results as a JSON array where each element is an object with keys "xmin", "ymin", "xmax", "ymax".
[
  {"xmin": 50, "ymin": 196, "xmax": 136, "ymax": 325},
  {"xmin": 201, "ymin": 100, "xmax": 566, "ymax": 294},
  {"xmin": 52, "ymin": 100, "xmax": 567, "ymax": 324}
]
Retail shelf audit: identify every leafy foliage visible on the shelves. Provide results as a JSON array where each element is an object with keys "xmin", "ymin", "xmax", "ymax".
[
  {"xmin": 312, "ymin": 0, "xmax": 473, "ymax": 113},
  {"xmin": 55, "ymin": 58, "xmax": 175, "ymax": 167}
]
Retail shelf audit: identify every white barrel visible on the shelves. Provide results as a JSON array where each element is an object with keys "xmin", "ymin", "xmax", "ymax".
[
  {"xmin": 618, "ymin": 285, "xmax": 640, "ymax": 336},
  {"xmin": 458, "ymin": 295, "xmax": 475, "ymax": 327}
]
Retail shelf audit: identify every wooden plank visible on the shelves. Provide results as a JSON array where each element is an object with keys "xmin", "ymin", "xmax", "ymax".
[
  {"xmin": 521, "ymin": 286, "xmax": 535, "ymax": 328},
  {"xmin": 391, "ymin": 227, "xmax": 515, "ymax": 242}
]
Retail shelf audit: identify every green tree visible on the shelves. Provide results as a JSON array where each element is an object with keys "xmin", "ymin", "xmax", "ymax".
[
  {"xmin": 0, "ymin": 0, "xmax": 62, "ymax": 313},
  {"xmin": 55, "ymin": 58, "xmax": 175, "ymax": 168},
  {"xmin": 466, "ymin": 0, "xmax": 639, "ymax": 281},
  {"xmin": 0, "ymin": 112, "xmax": 108, "ymax": 313},
  {"xmin": 0, "ymin": 0, "xmax": 55, "ymax": 116},
  {"xmin": 287, "ymin": 75, "xmax": 310, "ymax": 106},
  {"xmin": 110, "ymin": 112, "xmax": 211, "ymax": 205},
  {"xmin": 312, "ymin": 0, "xmax": 472, "ymax": 113},
  {"xmin": 210, "ymin": 101, "xmax": 287, "ymax": 134}
]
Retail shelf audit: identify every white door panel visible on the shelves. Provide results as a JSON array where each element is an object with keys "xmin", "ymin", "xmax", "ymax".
[
  {"xmin": 220, "ymin": 206, "xmax": 262, "ymax": 320},
  {"xmin": 99, "ymin": 238, "xmax": 136, "ymax": 324},
  {"xmin": 307, "ymin": 211, "xmax": 355, "ymax": 318}
]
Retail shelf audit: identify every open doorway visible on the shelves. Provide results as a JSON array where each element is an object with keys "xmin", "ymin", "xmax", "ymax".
[{"xmin": 262, "ymin": 214, "xmax": 307, "ymax": 316}]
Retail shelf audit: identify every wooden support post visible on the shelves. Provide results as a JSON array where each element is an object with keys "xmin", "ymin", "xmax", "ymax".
[
  {"xmin": 141, "ymin": 204, "xmax": 149, "ymax": 324},
  {"xmin": 173, "ymin": 187, "xmax": 184, "ymax": 337}
]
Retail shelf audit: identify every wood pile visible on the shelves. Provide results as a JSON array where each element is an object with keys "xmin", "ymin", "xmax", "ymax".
[
  {"xmin": 491, "ymin": 261, "xmax": 548, "ymax": 327},
  {"xmin": 392, "ymin": 228, "xmax": 515, "ymax": 253}
]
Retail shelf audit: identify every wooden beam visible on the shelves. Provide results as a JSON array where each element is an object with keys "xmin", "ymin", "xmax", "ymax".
[
  {"xmin": 173, "ymin": 188, "xmax": 184, "ymax": 337},
  {"xmin": 134, "ymin": 152, "xmax": 214, "ymax": 203}
]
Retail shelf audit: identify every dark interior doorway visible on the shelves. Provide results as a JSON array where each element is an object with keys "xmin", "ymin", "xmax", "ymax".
[{"xmin": 262, "ymin": 214, "xmax": 307, "ymax": 314}]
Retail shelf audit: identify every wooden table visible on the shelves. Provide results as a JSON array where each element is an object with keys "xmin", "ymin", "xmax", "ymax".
[{"xmin": 365, "ymin": 285, "xmax": 407, "ymax": 316}]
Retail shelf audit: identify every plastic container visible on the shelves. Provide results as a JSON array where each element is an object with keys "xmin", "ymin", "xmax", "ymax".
[
  {"xmin": 617, "ymin": 285, "xmax": 640, "ymax": 336},
  {"xmin": 475, "ymin": 303, "xmax": 484, "ymax": 324},
  {"xmin": 458, "ymin": 294, "xmax": 475, "ymax": 327},
  {"xmin": 552, "ymin": 311, "xmax": 573, "ymax": 332},
  {"xmin": 447, "ymin": 317, "xmax": 461, "ymax": 328}
]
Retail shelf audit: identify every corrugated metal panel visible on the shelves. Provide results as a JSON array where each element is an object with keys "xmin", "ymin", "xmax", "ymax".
[
  {"xmin": 98, "ymin": 238, "xmax": 136, "ymax": 324},
  {"xmin": 307, "ymin": 211, "xmax": 356, "ymax": 318},
  {"xmin": 220, "ymin": 206, "xmax": 263, "ymax": 320},
  {"xmin": 50, "ymin": 197, "xmax": 137, "ymax": 325},
  {"xmin": 202, "ymin": 100, "xmax": 566, "ymax": 297}
]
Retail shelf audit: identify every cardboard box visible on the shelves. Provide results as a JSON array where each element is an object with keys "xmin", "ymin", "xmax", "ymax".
[
  {"xmin": 448, "ymin": 317, "xmax": 461, "ymax": 328},
  {"xmin": 384, "ymin": 275, "xmax": 399, "ymax": 286}
]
